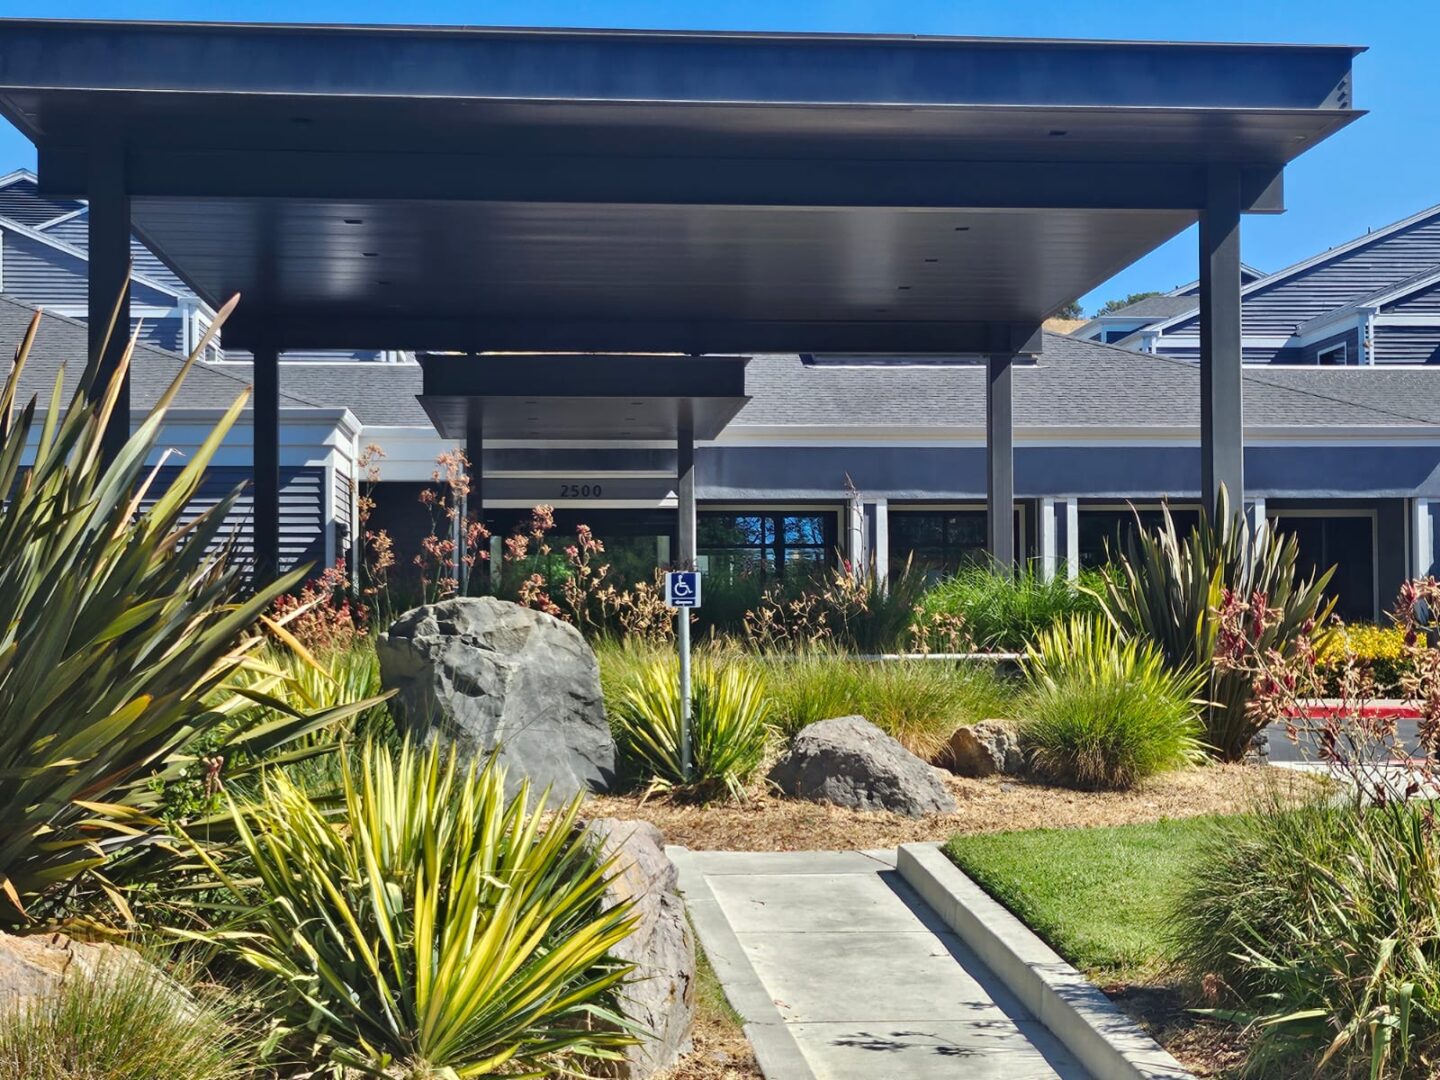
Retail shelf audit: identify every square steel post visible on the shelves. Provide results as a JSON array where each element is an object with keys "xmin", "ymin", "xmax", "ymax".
[
  {"xmin": 252, "ymin": 342, "xmax": 281, "ymax": 585},
  {"xmin": 87, "ymin": 145, "xmax": 131, "ymax": 466},
  {"xmin": 986, "ymin": 353, "xmax": 1016, "ymax": 572},
  {"xmin": 1200, "ymin": 165, "xmax": 1244, "ymax": 510},
  {"xmin": 465, "ymin": 405, "xmax": 484, "ymax": 591},
  {"xmin": 677, "ymin": 409, "xmax": 697, "ymax": 568}
]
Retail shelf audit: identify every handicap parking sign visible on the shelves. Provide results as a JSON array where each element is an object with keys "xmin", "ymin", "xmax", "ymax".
[{"xmin": 664, "ymin": 571, "xmax": 701, "ymax": 608}]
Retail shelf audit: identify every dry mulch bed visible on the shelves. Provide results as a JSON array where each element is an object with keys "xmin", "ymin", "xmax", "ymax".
[
  {"xmin": 658, "ymin": 1010, "xmax": 764, "ymax": 1080},
  {"xmin": 584, "ymin": 763, "xmax": 1306, "ymax": 853}
]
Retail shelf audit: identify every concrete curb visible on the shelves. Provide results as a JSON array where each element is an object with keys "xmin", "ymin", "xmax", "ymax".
[
  {"xmin": 667, "ymin": 846, "xmax": 815, "ymax": 1080},
  {"xmin": 896, "ymin": 842, "xmax": 1194, "ymax": 1080}
]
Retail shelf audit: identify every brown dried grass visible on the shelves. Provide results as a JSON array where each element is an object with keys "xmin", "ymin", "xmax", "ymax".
[{"xmin": 583, "ymin": 764, "xmax": 1319, "ymax": 853}]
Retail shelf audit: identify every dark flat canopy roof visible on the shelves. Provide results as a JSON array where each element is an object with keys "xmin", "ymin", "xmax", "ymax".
[{"xmin": 0, "ymin": 19, "xmax": 1364, "ymax": 354}]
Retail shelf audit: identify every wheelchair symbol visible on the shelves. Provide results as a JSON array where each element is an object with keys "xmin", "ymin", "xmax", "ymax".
[{"xmin": 665, "ymin": 571, "xmax": 701, "ymax": 608}]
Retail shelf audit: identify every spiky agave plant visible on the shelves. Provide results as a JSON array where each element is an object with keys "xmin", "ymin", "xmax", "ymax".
[
  {"xmin": 1097, "ymin": 488, "xmax": 1335, "ymax": 761},
  {"xmin": 0, "ymin": 294, "xmax": 377, "ymax": 925},
  {"xmin": 611, "ymin": 660, "xmax": 773, "ymax": 799},
  {"xmin": 181, "ymin": 738, "xmax": 639, "ymax": 1078}
]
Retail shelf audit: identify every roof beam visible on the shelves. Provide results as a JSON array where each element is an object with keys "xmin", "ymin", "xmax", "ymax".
[
  {"xmin": 227, "ymin": 313, "xmax": 1046, "ymax": 355},
  {"xmin": 38, "ymin": 148, "xmax": 1285, "ymax": 213}
]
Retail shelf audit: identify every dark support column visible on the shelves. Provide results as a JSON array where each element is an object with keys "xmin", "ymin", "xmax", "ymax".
[
  {"xmin": 252, "ymin": 342, "xmax": 281, "ymax": 586},
  {"xmin": 465, "ymin": 404, "xmax": 484, "ymax": 592},
  {"xmin": 986, "ymin": 353, "xmax": 1015, "ymax": 572},
  {"xmin": 87, "ymin": 145, "xmax": 131, "ymax": 465},
  {"xmin": 1200, "ymin": 165, "xmax": 1244, "ymax": 511},
  {"xmin": 677, "ymin": 408, "xmax": 697, "ymax": 569}
]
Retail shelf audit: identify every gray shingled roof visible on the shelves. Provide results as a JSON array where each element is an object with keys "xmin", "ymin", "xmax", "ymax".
[
  {"xmin": 219, "ymin": 361, "xmax": 430, "ymax": 426},
  {"xmin": 1296, "ymin": 262, "xmax": 1440, "ymax": 335},
  {"xmin": 0, "ymin": 295, "xmax": 318, "ymax": 411},
  {"xmin": 730, "ymin": 333, "xmax": 1440, "ymax": 430},
  {"xmin": 1070, "ymin": 294, "xmax": 1199, "ymax": 338}
]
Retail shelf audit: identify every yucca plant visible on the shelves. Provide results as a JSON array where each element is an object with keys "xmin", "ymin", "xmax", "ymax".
[
  {"xmin": 1098, "ymin": 488, "xmax": 1334, "ymax": 761},
  {"xmin": 1019, "ymin": 615, "xmax": 1206, "ymax": 789},
  {"xmin": 181, "ymin": 738, "xmax": 638, "ymax": 1078},
  {"xmin": 611, "ymin": 660, "xmax": 773, "ymax": 799},
  {"xmin": 0, "ymin": 296, "xmax": 376, "ymax": 926}
]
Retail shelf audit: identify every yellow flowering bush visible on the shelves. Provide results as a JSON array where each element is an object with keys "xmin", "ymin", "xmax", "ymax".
[{"xmin": 1317, "ymin": 623, "xmax": 1408, "ymax": 695}]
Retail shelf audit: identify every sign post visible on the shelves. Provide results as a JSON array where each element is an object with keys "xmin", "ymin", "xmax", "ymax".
[{"xmin": 664, "ymin": 570, "xmax": 701, "ymax": 782}]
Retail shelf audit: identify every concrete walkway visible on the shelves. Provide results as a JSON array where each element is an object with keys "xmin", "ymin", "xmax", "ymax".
[{"xmin": 671, "ymin": 848, "xmax": 1090, "ymax": 1080}]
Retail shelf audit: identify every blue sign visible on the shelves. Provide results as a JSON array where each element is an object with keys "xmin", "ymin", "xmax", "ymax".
[{"xmin": 665, "ymin": 571, "xmax": 701, "ymax": 608}]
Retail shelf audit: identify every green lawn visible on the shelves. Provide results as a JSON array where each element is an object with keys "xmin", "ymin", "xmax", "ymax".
[{"xmin": 944, "ymin": 817, "xmax": 1222, "ymax": 982}]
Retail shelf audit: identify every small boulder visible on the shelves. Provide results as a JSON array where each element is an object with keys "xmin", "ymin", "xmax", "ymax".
[
  {"xmin": 942, "ymin": 720, "xmax": 1025, "ymax": 778},
  {"xmin": 378, "ymin": 597, "xmax": 616, "ymax": 800},
  {"xmin": 768, "ymin": 716, "xmax": 957, "ymax": 817},
  {"xmin": 0, "ymin": 930, "xmax": 166, "ymax": 1008},
  {"xmin": 582, "ymin": 818, "xmax": 695, "ymax": 1078}
]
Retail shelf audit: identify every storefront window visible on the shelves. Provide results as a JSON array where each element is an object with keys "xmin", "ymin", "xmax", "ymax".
[
  {"xmin": 1271, "ymin": 514, "xmax": 1375, "ymax": 621},
  {"xmin": 698, "ymin": 511, "xmax": 834, "ymax": 581},
  {"xmin": 888, "ymin": 510, "xmax": 988, "ymax": 577},
  {"xmin": 1077, "ymin": 506, "xmax": 1200, "ymax": 569}
]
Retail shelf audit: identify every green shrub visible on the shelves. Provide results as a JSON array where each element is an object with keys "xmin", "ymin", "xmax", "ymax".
[
  {"xmin": 1018, "ymin": 615, "xmax": 1205, "ymax": 789},
  {"xmin": 917, "ymin": 566, "xmax": 1103, "ymax": 652},
  {"xmin": 1098, "ymin": 489, "xmax": 1333, "ymax": 761},
  {"xmin": 0, "ymin": 959, "xmax": 254, "ymax": 1080},
  {"xmin": 759, "ymin": 648, "xmax": 1015, "ymax": 760},
  {"xmin": 183, "ymin": 739, "xmax": 637, "ymax": 1077},
  {"xmin": 1173, "ymin": 796, "xmax": 1440, "ymax": 1077},
  {"xmin": 611, "ymin": 659, "xmax": 773, "ymax": 798},
  {"xmin": 0, "ymin": 302, "xmax": 369, "ymax": 925}
]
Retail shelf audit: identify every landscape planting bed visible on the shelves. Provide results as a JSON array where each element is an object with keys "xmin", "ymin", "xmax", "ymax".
[{"xmin": 584, "ymin": 763, "xmax": 1316, "ymax": 852}]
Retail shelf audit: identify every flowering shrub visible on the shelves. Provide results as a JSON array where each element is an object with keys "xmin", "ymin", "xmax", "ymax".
[
  {"xmin": 1316, "ymin": 622, "xmax": 1408, "ymax": 696},
  {"xmin": 270, "ymin": 561, "xmax": 368, "ymax": 654}
]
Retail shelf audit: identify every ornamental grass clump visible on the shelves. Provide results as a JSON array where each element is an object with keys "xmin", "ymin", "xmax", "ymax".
[
  {"xmin": 1174, "ymin": 795, "xmax": 1440, "ymax": 1078},
  {"xmin": 917, "ymin": 565, "xmax": 1104, "ymax": 652},
  {"xmin": 610, "ymin": 659, "xmax": 773, "ymax": 799},
  {"xmin": 758, "ymin": 646, "xmax": 1014, "ymax": 760},
  {"xmin": 1019, "ymin": 615, "xmax": 1205, "ymax": 790},
  {"xmin": 0, "ymin": 960, "xmax": 255, "ymax": 1080},
  {"xmin": 181, "ymin": 738, "xmax": 638, "ymax": 1078}
]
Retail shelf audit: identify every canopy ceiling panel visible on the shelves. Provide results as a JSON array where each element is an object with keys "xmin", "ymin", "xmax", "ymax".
[{"xmin": 0, "ymin": 19, "xmax": 1364, "ymax": 353}]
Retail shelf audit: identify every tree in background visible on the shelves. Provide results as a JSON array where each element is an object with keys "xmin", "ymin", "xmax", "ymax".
[{"xmin": 1092, "ymin": 290, "xmax": 1163, "ymax": 317}]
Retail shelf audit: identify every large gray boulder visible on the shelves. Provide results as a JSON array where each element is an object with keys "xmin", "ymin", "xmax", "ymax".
[
  {"xmin": 583, "ymin": 818, "xmax": 695, "ymax": 1077},
  {"xmin": 768, "ymin": 715, "xmax": 957, "ymax": 817},
  {"xmin": 377, "ymin": 597, "xmax": 616, "ymax": 799}
]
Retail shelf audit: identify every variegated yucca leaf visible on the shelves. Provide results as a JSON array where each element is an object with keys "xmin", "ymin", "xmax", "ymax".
[{"xmin": 182, "ymin": 738, "xmax": 639, "ymax": 1078}]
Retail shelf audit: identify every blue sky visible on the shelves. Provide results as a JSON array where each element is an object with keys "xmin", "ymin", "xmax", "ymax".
[{"xmin": 0, "ymin": 0, "xmax": 1434, "ymax": 315}]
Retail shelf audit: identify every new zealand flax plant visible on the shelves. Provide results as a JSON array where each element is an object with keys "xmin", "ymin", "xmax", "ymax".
[
  {"xmin": 0, "ymin": 290, "xmax": 379, "ymax": 925},
  {"xmin": 1097, "ymin": 487, "xmax": 1334, "ymax": 761}
]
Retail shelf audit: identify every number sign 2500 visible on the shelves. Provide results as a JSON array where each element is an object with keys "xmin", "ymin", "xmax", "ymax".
[{"xmin": 559, "ymin": 483, "xmax": 603, "ymax": 498}]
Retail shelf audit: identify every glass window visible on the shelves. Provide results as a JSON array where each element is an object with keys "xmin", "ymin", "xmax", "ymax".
[
  {"xmin": 698, "ymin": 511, "xmax": 835, "ymax": 582},
  {"xmin": 1271, "ymin": 514, "xmax": 1374, "ymax": 622},
  {"xmin": 888, "ymin": 510, "xmax": 989, "ymax": 578},
  {"xmin": 1077, "ymin": 506, "xmax": 1201, "ymax": 569},
  {"xmin": 1317, "ymin": 343, "xmax": 1348, "ymax": 366}
]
